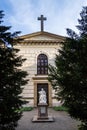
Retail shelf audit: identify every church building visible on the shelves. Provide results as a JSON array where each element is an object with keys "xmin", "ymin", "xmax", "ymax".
[{"xmin": 16, "ymin": 15, "xmax": 65, "ymax": 107}]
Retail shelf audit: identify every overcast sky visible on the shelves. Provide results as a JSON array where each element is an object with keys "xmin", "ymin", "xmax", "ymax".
[{"xmin": 0, "ymin": 0, "xmax": 87, "ymax": 36}]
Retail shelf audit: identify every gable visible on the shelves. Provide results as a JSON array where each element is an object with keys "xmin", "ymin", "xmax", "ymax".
[{"xmin": 19, "ymin": 31, "xmax": 65, "ymax": 42}]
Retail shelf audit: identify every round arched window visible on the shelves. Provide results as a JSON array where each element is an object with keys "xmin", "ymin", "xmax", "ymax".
[{"xmin": 37, "ymin": 54, "xmax": 48, "ymax": 75}]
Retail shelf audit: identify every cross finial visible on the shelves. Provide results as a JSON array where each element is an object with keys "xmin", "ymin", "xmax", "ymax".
[{"xmin": 38, "ymin": 15, "xmax": 47, "ymax": 32}]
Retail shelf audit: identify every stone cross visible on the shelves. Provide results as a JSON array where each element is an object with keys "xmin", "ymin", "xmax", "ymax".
[{"xmin": 38, "ymin": 15, "xmax": 47, "ymax": 32}]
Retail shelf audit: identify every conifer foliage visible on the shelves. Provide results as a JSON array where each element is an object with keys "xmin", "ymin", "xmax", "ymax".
[
  {"xmin": 0, "ymin": 11, "xmax": 28, "ymax": 130},
  {"xmin": 48, "ymin": 7, "xmax": 87, "ymax": 130}
]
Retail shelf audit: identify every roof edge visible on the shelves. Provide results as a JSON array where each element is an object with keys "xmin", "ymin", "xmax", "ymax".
[{"xmin": 19, "ymin": 31, "xmax": 66, "ymax": 40}]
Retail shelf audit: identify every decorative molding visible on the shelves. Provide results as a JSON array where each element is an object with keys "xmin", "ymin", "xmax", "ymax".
[
  {"xmin": 17, "ymin": 40, "xmax": 63, "ymax": 46},
  {"xmin": 32, "ymin": 75, "xmax": 48, "ymax": 81}
]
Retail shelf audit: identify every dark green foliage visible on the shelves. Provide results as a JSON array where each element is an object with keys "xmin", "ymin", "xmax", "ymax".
[
  {"xmin": 0, "ymin": 11, "xmax": 28, "ymax": 130},
  {"xmin": 48, "ymin": 6, "xmax": 87, "ymax": 129}
]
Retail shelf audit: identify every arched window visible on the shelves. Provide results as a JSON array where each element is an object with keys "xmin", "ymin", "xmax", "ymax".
[{"xmin": 37, "ymin": 54, "xmax": 48, "ymax": 75}]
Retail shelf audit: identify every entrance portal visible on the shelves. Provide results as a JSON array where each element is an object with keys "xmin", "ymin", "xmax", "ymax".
[{"xmin": 37, "ymin": 83, "xmax": 48, "ymax": 105}]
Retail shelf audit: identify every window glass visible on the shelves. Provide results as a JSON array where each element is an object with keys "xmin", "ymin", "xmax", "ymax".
[{"xmin": 37, "ymin": 54, "xmax": 48, "ymax": 75}]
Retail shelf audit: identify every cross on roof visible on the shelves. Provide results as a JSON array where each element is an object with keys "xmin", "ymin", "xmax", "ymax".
[{"xmin": 38, "ymin": 15, "xmax": 47, "ymax": 32}]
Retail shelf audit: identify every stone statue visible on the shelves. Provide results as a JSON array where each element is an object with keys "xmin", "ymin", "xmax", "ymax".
[{"xmin": 38, "ymin": 88, "xmax": 47, "ymax": 103}]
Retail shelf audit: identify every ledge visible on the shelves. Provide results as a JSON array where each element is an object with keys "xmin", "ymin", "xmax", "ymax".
[{"xmin": 32, "ymin": 75, "xmax": 48, "ymax": 80}]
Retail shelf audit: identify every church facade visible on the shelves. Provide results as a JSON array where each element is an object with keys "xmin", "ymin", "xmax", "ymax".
[{"xmin": 15, "ymin": 16, "xmax": 65, "ymax": 107}]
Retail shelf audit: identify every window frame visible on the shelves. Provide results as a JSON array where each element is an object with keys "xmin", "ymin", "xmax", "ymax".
[{"xmin": 37, "ymin": 54, "xmax": 48, "ymax": 75}]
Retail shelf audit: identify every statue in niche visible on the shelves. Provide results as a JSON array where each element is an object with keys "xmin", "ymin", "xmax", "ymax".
[{"xmin": 38, "ymin": 88, "xmax": 47, "ymax": 104}]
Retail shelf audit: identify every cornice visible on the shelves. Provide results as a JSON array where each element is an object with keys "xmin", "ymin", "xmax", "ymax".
[{"xmin": 17, "ymin": 40, "xmax": 64, "ymax": 46}]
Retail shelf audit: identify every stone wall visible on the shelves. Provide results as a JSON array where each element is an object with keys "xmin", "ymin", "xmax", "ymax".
[{"xmin": 15, "ymin": 43, "xmax": 61, "ymax": 106}]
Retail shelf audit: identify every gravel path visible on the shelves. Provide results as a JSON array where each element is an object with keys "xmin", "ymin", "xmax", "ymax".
[{"xmin": 16, "ymin": 108, "xmax": 80, "ymax": 130}]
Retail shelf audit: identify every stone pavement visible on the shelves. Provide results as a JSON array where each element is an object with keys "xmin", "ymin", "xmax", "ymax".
[{"xmin": 16, "ymin": 108, "xmax": 80, "ymax": 130}]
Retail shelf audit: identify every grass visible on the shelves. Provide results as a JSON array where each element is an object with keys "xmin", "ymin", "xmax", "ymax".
[
  {"xmin": 53, "ymin": 105, "xmax": 68, "ymax": 112},
  {"xmin": 19, "ymin": 106, "xmax": 68, "ymax": 112},
  {"xmin": 20, "ymin": 107, "xmax": 33, "ymax": 112}
]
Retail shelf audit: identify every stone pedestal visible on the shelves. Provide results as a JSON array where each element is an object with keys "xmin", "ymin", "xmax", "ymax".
[
  {"xmin": 38, "ymin": 103, "xmax": 48, "ymax": 119},
  {"xmin": 32, "ymin": 103, "xmax": 54, "ymax": 122}
]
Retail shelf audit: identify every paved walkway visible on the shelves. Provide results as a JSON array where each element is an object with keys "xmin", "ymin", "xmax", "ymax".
[{"xmin": 16, "ymin": 108, "xmax": 80, "ymax": 130}]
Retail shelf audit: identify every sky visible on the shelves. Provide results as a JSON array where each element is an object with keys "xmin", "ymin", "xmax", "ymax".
[{"xmin": 0, "ymin": 0, "xmax": 87, "ymax": 36}]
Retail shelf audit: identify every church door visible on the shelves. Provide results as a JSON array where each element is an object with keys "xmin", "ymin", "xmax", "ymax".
[{"xmin": 37, "ymin": 83, "xmax": 48, "ymax": 105}]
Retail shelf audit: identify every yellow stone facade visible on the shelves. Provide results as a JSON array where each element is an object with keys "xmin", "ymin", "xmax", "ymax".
[{"xmin": 16, "ymin": 31, "xmax": 65, "ymax": 107}]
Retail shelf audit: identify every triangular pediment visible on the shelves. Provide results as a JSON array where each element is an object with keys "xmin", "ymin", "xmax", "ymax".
[{"xmin": 20, "ymin": 31, "xmax": 65, "ymax": 42}]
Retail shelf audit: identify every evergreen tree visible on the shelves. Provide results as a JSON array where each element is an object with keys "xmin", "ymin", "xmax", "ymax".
[
  {"xmin": 0, "ymin": 11, "xmax": 28, "ymax": 130},
  {"xmin": 48, "ymin": 6, "xmax": 87, "ymax": 130}
]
